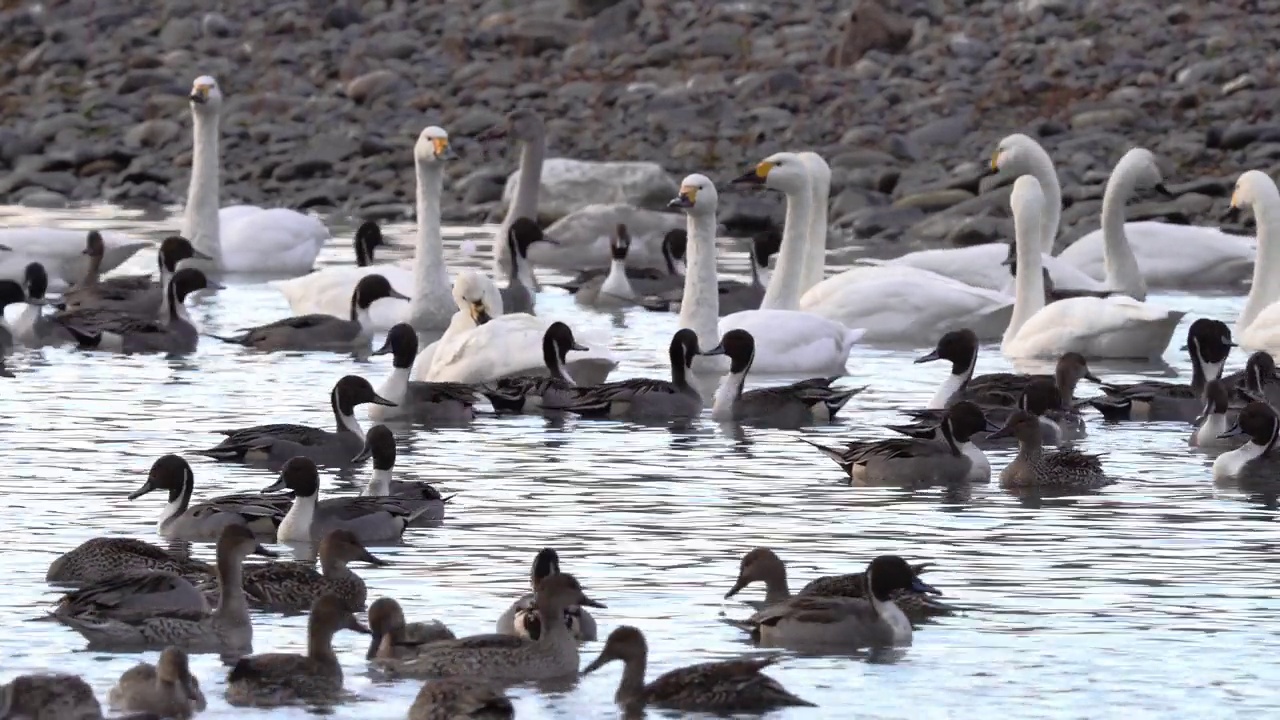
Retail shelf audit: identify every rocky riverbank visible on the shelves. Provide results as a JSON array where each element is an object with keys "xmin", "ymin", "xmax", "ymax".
[{"xmin": 0, "ymin": 0, "xmax": 1277, "ymax": 252}]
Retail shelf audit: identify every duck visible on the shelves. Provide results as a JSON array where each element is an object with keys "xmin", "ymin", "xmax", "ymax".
[
  {"xmin": 182, "ymin": 76, "xmax": 330, "ymax": 274},
  {"xmin": 0, "ymin": 278, "xmax": 31, "ymax": 353},
  {"xmin": 495, "ymin": 547, "xmax": 597, "ymax": 642},
  {"xmin": 989, "ymin": 409, "xmax": 1108, "ymax": 489},
  {"xmin": 715, "ymin": 226, "xmax": 781, "ymax": 316},
  {"xmin": 893, "ymin": 377, "xmax": 1069, "ymax": 448},
  {"xmin": 562, "ymin": 226, "xmax": 687, "ymax": 299},
  {"xmin": 353, "ymin": 424, "xmax": 450, "ymax": 526},
  {"xmin": 46, "ymin": 537, "xmax": 213, "ymax": 586},
  {"xmin": 1223, "ymin": 350, "xmax": 1280, "ymax": 407},
  {"xmin": 477, "ymin": 321, "xmax": 589, "ymax": 413},
  {"xmin": 52, "ymin": 524, "xmax": 275, "ymax": 652},
  {"xmin": 126, "ymin": 454, "xmax": 292, "ymax": 540},
  {"xmin": 374, "ymin": 573, "xmax": 604, "ymax": 682},
  {"xmin": 546, "ymin": 329, "xmax": 707, "ymax": 420},
  {"xmin": 1001, "ymin": 175, "xmax": 1185, "ymax": 361},
  {"xmin": 108, "ymin": 646, "xmax": 206, "ymax": 719},
  {"xmin": 368, "ymin": 323, "xmax": 480, "ymax": 422},
  {"xmin": 61, "ymin": 235, "xmax": 211, "ymax": 315},
  {"xmin": 962, "ymin": 350, "xmax": 1101, "ymax": 411},
  {"xmin": 1189, "ymin": 381, "xmax": 1244, "ymax": 449},
  {"xmin": 261, "ymin": 456, "xmax": 434, "ymax": 543},
  {"xmin": 409, "ymin": 677, "xmax": 515, "ymax": 720},
  {"xmin": 225, "ymin": 593, "xmax": 370, "ymax": 707},
  {"xmin": 212, "ymin": 274, "xmax": 407, "ymax": 352},
  {"xmin": 0, "ymin": 227, "xmax": 145, "ymax": 292},
  {"xmin": 12, "ymin": 263, "xmax": 73, "ymax": 347},
  {"xmin": 0, "ymin": 356, "xmax": 10, "ymax": 377},
  {"xmin": 1213, "ymin": 402, "xmax": 1280, "ymax": 481},
  {"xmin": 0, "ymin": 673, "xmax": 108, "ymax": 720},
  {"xmin": 703, "ymin": 329, "xmax": 863, "ymax": 425},
  {"xmin": 571, "ymin": 223, "xmax": 640, "ymax": 307},
  {"xmin": 52, "ymin": 569, "xmax": 210, "ymax": 620},
  {"xmin": 1087, "ymin": 318, "xmax": 1234, "ymax": 422},
  {"xmin": 733, "ymin": 555, "xmax": 938, "ymax": 649},
  {"xmin": 1003, "ymin": 245, "xmax": 1124, "ymax": 303},
  {"xmin": 498, "ymin": 216, "xmax": 554, "ymax": 314},
  {"xmin": 366, "ymin": 597, "xmax": 456, "ymax": 660},
  {"xmin": 723, "ymin": 546, "xmax": 945, "ymax": 619},
  {"xmin": 804, "ymin": 401, "xmax": 997, "ymax": 484},
  {"xmin": 56, "ymin": 267, "xmax": 219, "ymax": 354},
  {"xmin": 1227, "ymin": 171, "xmax": 1280, "ymax": 352},
  {"xmin": 914, "ymin": 328, "xmax": 980, "ymax": 409},
  {"xmin": 46, "ymin": 229, "xmax": 106, "ymax": 307},
  {"xmin": 194, "ymin": 375, "xmax": 394, "ymax": 466}
]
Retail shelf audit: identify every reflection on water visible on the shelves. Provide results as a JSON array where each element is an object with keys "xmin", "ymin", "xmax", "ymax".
[{"xmin": 1, "ymin": 206, "xmax": 1278, "ymax": 718}]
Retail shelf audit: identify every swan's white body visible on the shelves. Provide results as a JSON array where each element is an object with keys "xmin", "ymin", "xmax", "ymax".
[
  {"xmin": 1230, "ymin": 172, "xmax": 1280, "ymax": 352},
  {"xmin": 0, "ymin": 229, "xmax": 148, "ymax": 291},
  {"xmin": 875, "ymin": 244, "xmax": 1106, "ymax": 293},
  {"xmin": 183, "ymin": 76, "xmax": 328, "ymax": 275},
  {"xmin": 1001, "ymin": 175, "xmax": 1184, "ymax": 361},
  {"xmin": 270, "ymin": 265, "xmax": 413, "ymax": 332}
]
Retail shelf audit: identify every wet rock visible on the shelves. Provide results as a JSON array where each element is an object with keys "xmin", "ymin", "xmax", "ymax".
[
  {"xmin": 830, "ymin": 0, "xmax": 914, "ymax": 66},
  {"xmin": 346, "ymin": 70, "xmax": 405, "ymax": 104},
  {"xmin": 893, "ymin": 189, "xmax": 974, "ymax": 212},
  {"xmin": 503, "ymin": 158, "xmax": 677, "ymax": 223},
  {"xmin": 18, "ymin": 190, "xmax": 68, "ymax": 208},
  {"xmin": 124, "ymin": 119, "xmax": 181, "ymax": 149},
  {"xmin": 540, "ymin": 204, "xmax": 683, "ymax": 269}
]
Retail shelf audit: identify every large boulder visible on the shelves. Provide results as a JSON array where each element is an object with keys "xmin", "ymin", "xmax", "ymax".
[
  {"xmin": 533, "ymin": 203, "xmax": 684, "ymax": 271},
  {"xmin": 504, "ymin": 158, "xmax": 678, "ymax": 224}
]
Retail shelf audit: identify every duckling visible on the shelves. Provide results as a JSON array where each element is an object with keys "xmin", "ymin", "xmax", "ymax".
[
  {"xmin": 126, "ymin": 454, "xmax": 292, "ymax": 540},
  {"xmin": 212, "ymin": 273, "xmax": 407, "ymax": 352},
  {"xmin": 0, "ymin": 673, "xmax": 104, "ymax": 720},
  {"xmin": 582, "ymin": 625, "xmax": 815, "ymax": 714},
  {"xmin": 1213, "ymin": 401, "xmax": 1280, "ymax": 481},
  {"xmin": 988, "ymin": 409, "xmax": 1108, "ymax": 488},
  {"xmin": 195, "ymin": 374, "xmax": 395, "ymax": 466},
  {"xmin": 56, "ymin": 267, "xmax": 220, "ymax": 354},
  {"xmin": 225, "ymin": 593, "xmax": 371, "ymax": 707},
  {"xmin": 409, "ymin": 677, "xmax": 515, "ymax": 720},
  {"xmin": 703, "ymin": 329, "xmax": 863, "ymax": 425},
  {"xmin": 478, "ymin": 321, "xmax": 589, "ymax": 413},
  {"xmin": 46, "ymin": 537, "xmax": 212, "ymax": 586},
  {"xmin": 1190, "ymin": 380, "xmax": 1243, "ymax": 449},
  {"xmin": 261, "ymin": 456, "xmax": 433, "ymax": 543},
  {"xmin": 367, "ymin": 597, "xmax": 456, "ymax": 660},
  {"xmin": 369, "ymin": 323, "xmax": 480, "ymax": 422},
  {"xmin": 495, "ymin": 548, "xmax": 597, "ymax": 642},
  {"xmin": 62, "ymin": 235, "xmax": 211, "ymax": 315},
  {"xmin": 353, "ymin": 424, "xmax": 450, "ymax": 526},
  {"xmin": 12, "ymin": 263, "xmax": 72, "ymax": 347},
  {"xmin": 108, "ymin": 646, "xmax": 206, "ymax": 718},
  {"xmin": 546, "ymin": 328, "xmax": 706, "ymax": 419},
  {"xmin": 53, "ymin": 569, "xmax": 209, "ymax": 620}
]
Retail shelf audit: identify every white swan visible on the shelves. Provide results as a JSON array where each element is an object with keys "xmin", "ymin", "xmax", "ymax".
[
  {"xmin": 1229, "ymin": 172, "xmax": 1280, "ymax": 351},
  {"xmin": 489, "ymin": 110, "xmax": 544, "ymax": 281},
  {"xmin": 798, "ymin": 151, "xmax": 830, "ymax": 295},
  {"xmin": 267, "ymin": 126, "xmax": 457, "ymax": 333},
  {"xmin": 0, "ymin": 230, "xmax": 147, "ymax": 292},
  {"xmin": 183, "ymin": 75, "xmax": 329, "ymax": 274},
  {"xmin": 1002, "ymin": 176, "xmax": 1185, "ymax": 361}
]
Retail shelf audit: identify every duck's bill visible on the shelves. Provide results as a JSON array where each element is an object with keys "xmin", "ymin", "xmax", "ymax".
[
  {"xmin": 360, "ymin": 549, "xmax": 389, "ymax": 567},
  {"xmin": 350, "ymin": 619, "xmax": 372, "ymax": 634},
  {"xmin": 371, "ymin": 338, "xmax": 393, "ymax": 356},
  {"xmin": 580, "ymin": 652, "xmax": 611, "ymax": 675},
  {"xmin": 206, "ymin": 281, "xmax": 227, "ymax": 291},
  {"xmin": 253, "ymin": 544, "xmax": 278, "ymax": 558},
  {"xmin": 190, "ymin": 248, "xmax": 213, "ymax": 261},
  {"xmin": 723, "ymin": 577, "xmax": 747, "ymax": 598},
  {"xmin": 126, "ymin": 480, "xmax": 156, "ymax": 500},
  {"xmin": 570, "ymin": 342, "xmax": 589, "ymax": 352},
  {"xmin": 352, "ymin": 444, "xmax": 373, "ymax": 464},
  {"xmin": 1083, "ymin": 371, "xmax": 1102, "ymax": 383},
  {"xmin": 702, "ymin": 343, "xmax": 727, "ymax": 357},
  {"xmin": 1218, "ymin": 424, "xmax": 1245, "ymax": 439},
  {"xmin": 986, "ymin": 424, "xmax": 1015, "ymax": 441},
  {"xmin": 0, "ymin": 243, "xmax": 10, "ymax": 252},
  {"xmin": 983, "ymin": 417, "xmax": 1002, "ymax": 433},
  {"xmin": 911, "ymin": 577, "xmax": 942, "ymax": 596},
  {"xmin": 260, "ymin": 478, "xmax": 287, "ymax": 493},
  {"xmin": 388, "ymin": 287, "xmax": 410, "ymax": 301},
  {"xmin": 578, "ymin": 595, "xmax": 607, "ymax": 609},
  {"xmin": 914, "ymin": 349, "xmax": 941, "ymax": 364},
  {"xmin": 369, "ymin": 393, "xmax": 397, "ymax": 407}
]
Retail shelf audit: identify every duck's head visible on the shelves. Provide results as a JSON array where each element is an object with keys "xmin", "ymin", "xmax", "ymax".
[
  {"xmin": 610, "ymin": 224, "xmax": 631, "ymax": 261},
  {"xmin": 309, "ymin": 593, "xmax": 371, "ymax": 638},
  {"xmin": 915, "ymin": 328, "xmax": 978, "ymax": 374},
  {"xmin": 661, "ymin": 228, "xmax": 688, "ymax": 275},
  {"xmin": 366, "ymin": 597, "xmax": 406, "ymax": 659},
  {"xmin": 543, "ymin": 322, "xmax": 587, "ymax": 364},
  {"xmin": 530, "ymin": 547, "xmax": 562, "ymax": 589},
  {"xmin": 0, "ymin": 280, "xmax": 25, "ymax": 310},
  {"xmin": 668, "ymin": 328, "xmax": 705, "ymax": 369},
  {"xmin": 724, "ymin": 547, "xmax": 785, "ymax": 598},
  {"xmin": 1200, "ymin": 380, "xmax": 1230, "ymax": 422},
  {"xmin": 1220, "ymin": 401, "xmax": 1279, "ymax": 447},
  {"xmin": 865, "ymin": 555, "xmax": 940, "ymax": 601},
  {"xmin": 532, "ymin": 572, "xmax": 604, "ymax": 614},
  {"xmin": 128, "ymin": 454, "xmax": 193, "ymax": 502},
  {"xmin": 751, "ymin": 227, "xmax": 781, "ymax": 275},
  {"xmin": 668, "ymin": 173, "xmax": 718, "ymax": 215},
  {"xmin": 260, "ymin": 456, "xmax": 320, "ymax": 498},
  {"xmin": 732, "ymin": 151, "xmax": 810, "ymax": 195},
  {"xmin": 189, "ymin": 75, "xmax": 223, "ymax": 113},
  {"xmin": 156, "ymin": 647, "xmax": 203, "ymax": 706},
  {"xmin": 83, "ymin": 230, "xmax": 105, "ymax": 259},
  {"xmin": 319, "ymin": 529, "xmax": 387, "ymax": 569},
  {"xmin": 451, "ymin": 271, "xmax": 502, "ymax": 325},
  {"xmin": 353, "ymin": 423, "xmax": 396, "ymax": 467},
  {"xmin": 988, "ymin": 133, "xmax": 1048, "ymax": 178},
  {"xmin": 352, "ymin": 273, "xmax": 409, "ymax": 310},
  {"xmin": 170, "ymin": 267, "xmax": 222, "ymax": 303},
  {"xmin": 331, "ymin": 374, "xmax": 396, "ymax": 414},
  {"xmin": 1056, "ymin": 352, "xmax": 1101, "ymax": 390},
  {"xmin": 945, "ymin": 400, "xmax": 1000, "ymax": 442},
  {"xmin": 702, "ymin": 329, "xmax": 754, "ymax": 374},
  {"xmin": 23, "ymin": 263, "xmax": 47, "ymax": 302},
  {"xmin": 581, "ymin": 625, "xmax": 647, "ymax": 675},
  {"xmin": 507, "ymin": 217, "xmax": 555, "ymax": 259},
  {"xmin": 158, "ymin": 235, "xmax": 211, "ymax": 273},
  {"xmin": 1183, "ymin": 317, "xmax": 1235, "ymax": 367},
  {"xmin": 986, "ymin": 408, "xmax": 1043, "ymax": 444},
  {"xmin": 415, "ymin": 125, "xmax": 455, "ymax": 164},
  {"xmin": 216, "ymin": 523, "xmax": 276, "ymax": 561},
  {"xmin": 1246, "ymin": 351, "xmax": 1279, "ymax": 392},
  {"xmin": 371, "ymin": 323, "xmax": 418, "ymax": 370},
  {"xmin": 353, "ymin": 222, "xmax": 387, "ymax": 265}
]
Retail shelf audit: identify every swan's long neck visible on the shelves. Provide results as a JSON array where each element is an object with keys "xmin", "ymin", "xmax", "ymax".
[
  {"xmin": 1240, "ymin": 191, "xmax": 1280, "ymax": 332},
  {"xmin": 1004, "ymin": 201, "xmax": 1047, "ymax": 347},
  {"xmin": 761, "ymin": 188, "xmax": 811, "ymax": 310},
  {"xmin": 1099, "ymin": 171, "xmax": 1147, "ymax": 299},
  {"xmin": 1027, "ymin": 151, "xmax": 1062, "ymax": 254},
  {"xmin": 803, "ymin": 171, "xmax": 830, "ymax": 295},
  {"xmin": 495, "ymin": 134, "xmax": 545, "ymax": 278},
  {"xmin": 183, "ymin": 109, "xmax": 222, "ymax": 268},
  {"xmin": 410, "ymin": 159, "xmax": 448, "ymax": 331},
  {"xmin": 678, "ymin": 211, "xmax": 721, "ymax": 353}
]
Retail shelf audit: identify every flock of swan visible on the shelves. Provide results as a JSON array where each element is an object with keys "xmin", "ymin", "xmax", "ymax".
[{"xmin": 3, "ymin": 70, "xmax": 1280, "ymax": 718}]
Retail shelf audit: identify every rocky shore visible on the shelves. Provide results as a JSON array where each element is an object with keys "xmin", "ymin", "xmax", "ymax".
[{"xmin": 0, "ymin": 0, "xmax": 1277, "ymax": 252}]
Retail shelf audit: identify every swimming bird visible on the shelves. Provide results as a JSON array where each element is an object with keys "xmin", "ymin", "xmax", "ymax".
[
  {"xmin": 353, "ymin": 424, "xmax": 450, "ymax": 526},
  {"xmin": 1189, "ymin": 380, "xmax": 1244, "ymax": 449},
  {"xmin": 126, "ymin": 454, "xmax": 292, "ymax": 540},
  {"xmin": 1213, "ymin": 401, "xmax": 1280, "ymax": 481},
  {"xmin": 571, "ymin": 223, "xmax": 639, "ymax": 307},
  {"xmin": 61, "ymin": 235, "xmax": 211, "ymax": 315},
  {"xmin": 54, "ymin": 230, "xmax": 106, "ymax": 306},
  {"xmin": 261, "ymin": 456, "xmax": 434, "ymax": 543},
  {"xmin": 0, "ymin": 673, "xmax": 108, "ymax": 720},
  {"xmin": 499, "ymin": 216, "xmax": 556, "ymax": 314},
  {"xmin": 409, "ymin": 677, "xmax": 515, "ymax": 720},
  {"xmin": 56, "ymin": 267, "xmax": 219, "ymax": 354},
  {"xmin": 367, "ymin": 597, "xmax": 456, "ymax": 660},
  {"xmin": 46, "ymin": 537, "xmax": 212, "ymax": 586},
  {"xmin": 546, "ymin": 328, "xmax": 707, "ymax": 419},
  {"xmin": 108, "ymin": 646, "xmax": 206, "ymax": 719},
  {"xmin": 495, "ymin": 547, "xmax": 597, "ymax": 642},
  {"xmin": 892, "ymin": 377, "xmax": 1069, "ymax": 447},
  {"xmin": 1222, "ymin": 350, "xmax": 1280, "ymax": 407},
  {"xmin": 12, "ymin": 263, "xmax": 72, "ymax": 347},
  {"xmin": 477, "ymin": 321, "xmax": 589, "ymax": 414},
  {"xmin": 369, "ymin": 323, "xmax": 480, "ymax": 422},
  {"xmin": 0, "ymin": 278, "xmax": 30, "ymax": 353},
  {"xmin": 988, "ymin": 409, "xmax": 1108, "ymax": 489},
  {"xmin": 565, "ymin": 225, "xmax": 688, "ymax": 303},
  {"xmin": 51, "ymin": 569, "xmax": 209, "ymax": 620}
]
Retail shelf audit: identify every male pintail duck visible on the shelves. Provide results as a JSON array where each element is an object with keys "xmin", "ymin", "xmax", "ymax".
[
  {"xmin": 562, "ymin": 227, "xmax": 687, "ymax": 297},
  {"xmin": 375, "ymin": 573, "xmax": 605, "ymax": 682},
  {"xmin": 988, "ymin": 409, "xmax": 1108, "ymax": 489},
  {"xmin": 893, "ymin": 377, "xmax": 1067, "ymax": 447},
  {"xmin": 56, "ymin": 267, "xmax": 220, "ymax": 354},
  {"xmin": 262, "ymin": 456, "xmax": 433, "ymax": 543},
  {"xmin": 546, "ymin": 329, "xmax": 706, "ymax": 419},
  {"xmin": 353, "ymin": 424, "xmax": 450, "ymax": 526},
  {"xmin": 195, "ymin": 374, "xmax": 395, "ymax": 466},
  {"xmin": 46, "ymin": 536, "xmax": 212, "ymax": 585},
  {"xmin": 582, "ymin": 625, "xmax": 815, "ymax": 714},
  {"xmin": 495, "ymin": 547, "xmax": 597, "ymax": 642},
  {"xmin": 53, "ymin": 524, "xmax": 275, "ymax": 652},
  {"xmin": 914, "ymin": 328, "xmax": 980, "ymax": 409},
  {"xmin": 212, "ymin": 273, "xmax": 407, "ymax": 352},
  {"xmin": 62, "ymin": 235, "xmax": 211, "ymax": 316},
  {"xmin": 803, "ymin": 401, "xmax": 997, "ymax": 484},
  {"xmin": 127, "ymin": 454, "xmax": 292, "ymax": 540},
  {"xmin": 571, "ymin": 223, "xmax": 639, "ymax": 307},
  {"xmin": 0, "ymin": 279, "xmax": 26, "ymax": 354},
  {"xmin": 409, "ymin": 677, "xmax": 515, "ymax": 720},
  {"xmin": 108, "ymin": 646, "xmax": 206, "ymax": 719},
  {"xmin": 53, "ymin": 569, "xmax": 209, "ymax": 620},
  {"xmin": 1087, "ymin": 318, "xmax": 1234, "ymax": 421},
  {"xmin": 369, "ymin": 323, "xmax": 480, "ymax": 422},
  {"xmin": 723, "ymin": 547, "xmax": 946, "ymax": 619},
  {"xmin": 0, "ymin": 673, "xmax": 109, "ymax": 720},
  {"xmin": 12, "ymin": 262, "xmax": 73, "ymax": 347},
  {"xmin": 1190, "ymin": 380, "xmax": 1246, "ymax": 449},
  {"xmin": 479, "ymin": 321, "xmax": 589, "ymax": 413},
  {"xmin": 1213, "ymin": 401, "xmax": 1280, "ymax": 481},
  {"xmin": 367, "ymin": 597, "xmax": 456, "ymax": 660},
  {"xmin": 500, "ymin": 217, "xmax": 556, "ymax": 315},
  {"xmin": 703, "ymin": 328, "xmax": 863, "ymax": 425},
  {"xmin": 1222, "ymin": 350, "xmax": 1280, "ymax": 407},
  {"xmin": 225, "ymin": 593, "xmax": 371, "ymax": 707}
]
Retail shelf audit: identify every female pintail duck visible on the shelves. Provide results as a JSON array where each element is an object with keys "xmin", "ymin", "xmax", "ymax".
[
  {"xmin": 108, "ymin": 646, "xmax": 206, "ymax": 719},
  {"xmin": 367, "ymin": 597, "xmax": 456, "ymax": 660},
  {"xmin": 376, "ymin": 573, "xmax": 605, "ymax": 681},
  {"xmin": 62, "ymin": 235, "xmax": 212, "ymax": 316},
  {"xmin": 369, "ymin": 323, "xmax": 480, "ymax": 422},
  {"xmin": 261, "ymin": 456, "xmax": 433, "ymax": 543},
  {"xmin": 213, "ymin": 273, "xmax": 407, "ymax": 352},
  {"xmin": 353, "ymin": 424, "xmax": 449, "ymax": 526},
  {"xmin": 56, "ymin": 267, "xmax": 220, "ymax": 354},
  {"xmin": 53, "ymin": 524, "xmax": 275, "ymax": 652},
  {"xmin": 127, "ymin": 454, "xmax": 292, "ymax": 540},
  {"xmin": 703, "ymin": 328, "xmax": 863, "ymax": 425},
  {"xmin": 195, "ymin": 374, "xmax": 395, "ymax": 466},
  {"xmin": 53, "ymin": 569, "xmax": 210, "ymax": 620},
  {"xmin": 0, "ymin": 278, "xmax": 32, "ymax": 353},
  {"xmin": 1190, "ymin": 380, "xmax": 1246, "ymax": 449},
  {"xmin": 409, "ymin": 677, "xmax": 514, "ymax": 720},
  {"xmin": 499, "ymin": 216, "xmax": 556, "ymax": 314},
  {"xmin": 51, "ymin": 230, "xmax": 106, "ymax": 305},
  {"xmin": 723, "ymin": 547, "xmax": 945, "ymax": 619},
  {"xmin": 988, "ymin": 409, "xmax": 1108, "ymax": 488},
  {"xmin": 893, "ymin": 377, "xmax": 1067, "ymax": 447},
  {"xmin": 734, "ymin": 555, "xmax": 938, "ymax": 650},
  {"xmin": 495, "ymin": 547, "xmax": 597, "ymax": 642},
  {"xmin": 547, "ymin": 328, "xmax": 706, "ymax": 419},
  {"xmin": 225, "ymin": 593, "xmax": 370, "ymax": 707},
  {"xmin": 803, "ymin": 401, "xmax": 997, "ymax": 484},
  {"xmin": 46, "ymin": 537, "xmax": 212, "ymax": 585},
  {"xmin": 573, "ymin": 223, "xmax": 639, "ymax": 307},
  {"xmin": 1087, "ymin": 318, "xmax": 1235, "ymax": 422},
  {"xmin": 582, "ymin": 625, "xmax": 815, "ymax": 714},
  {"xmin": 1223, "ymin": 350, "xmax": 1280, "ymax": 407},
  {"xmin": 479, "ymin": 321, "xmax": 588, "ymax": 413},
  {"xmin": 204, "ymin": 529, "xmax": 388, "ymax": 613},
  {"xmin": 12, "ymin": 263, "xmax": 73, "ymax": 347},
  {"xmin": 0, "ymin": 673, "xmax": 106, "ymax": 720},
  {"xmin": 1213, "ymin": 402, "xmax": 1280, "ymax": 481}
]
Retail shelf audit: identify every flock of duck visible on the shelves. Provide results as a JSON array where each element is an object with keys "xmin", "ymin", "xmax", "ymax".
[{"xmin": 0, "ymin": 73, "xmax": 1277, "ymax": 719}]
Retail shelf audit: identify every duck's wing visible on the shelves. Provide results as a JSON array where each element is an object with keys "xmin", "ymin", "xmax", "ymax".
[
  {"xmin": 645, "ymin": 655, "xmax": 813, "ymax": 708},
  {"xmin": 549, "ymin": 378, "xmax": 680, "ymax": 413},
  {"xmin": 53, "ymin": 571, "xmax": 200, "ymax": 617},
  {"xmin": 211, "ymin": 314, "xmax": 343, "ymax": 345},
  {"xmin": 198, "ymin": 424, "xmax": 330, "ymax": 455},
  {"xmin": 404, "ymin": 381, "xmax": 480, "ymax": 406},
  {"xmin": 190, "ymin": 492, "xmax": 292, "ymax": 522}
]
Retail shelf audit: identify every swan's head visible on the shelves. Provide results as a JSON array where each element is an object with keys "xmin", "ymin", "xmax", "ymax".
[
  {"xmin": 1010, "ymin": 175, "xmax": 1046, "ymax": 220},
  {"xmin": 451, "ymin": 271, "xmax": 501, "ymax": 325},
  {"xmin": 1114, "ymin": 148, "xmax": 1170, "ymax": 195},
  {"xmin": 415, "ymin": 126, "xmax": 456, "ymax": 163},
  {"xmin": 1226, "ymin": 170, "xmax": 1279, "ymax": 224},
  {"xmin": 732, "ymin": 152, "xmax": 811, "ymax": 195},
  {"xmin": 668, "ymin": 174, "xmax": 718, "ymax": 214},
  {"xmin": 188, "ymin": 76, "xmax": 223, "ymax": 112},
  {"xmin": 797, "ymin": 151, "xmax": 831, "ymax": 190},
  {"xmin": 989, "ymin": 133, "xmax": 1048, "ymax": 178}
]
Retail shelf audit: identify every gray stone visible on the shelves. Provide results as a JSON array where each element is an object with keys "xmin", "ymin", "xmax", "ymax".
[
  {"xmin": 124, "ymin": 119, "xmax": 181, "ymax": 148},
  {"xmin": 345, "ymin": 70, "xmax": 405, "ymax": 104},
  {"xmin": 893, "ymin": 188, "xmax": 974, "ymax": 211},
  {"xmin": 18, "ymin": 190, "xmax": 68, "ymax": 208}
]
